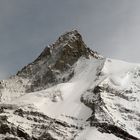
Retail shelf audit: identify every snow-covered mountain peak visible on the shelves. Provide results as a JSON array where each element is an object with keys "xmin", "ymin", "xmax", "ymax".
[
  {"xmin": 0, "ymin": 31, "xmax": 139, "ymax": 140},
  {"xmin": 14, "ymin": 30, "xmax": 102, "ymax": 92}
]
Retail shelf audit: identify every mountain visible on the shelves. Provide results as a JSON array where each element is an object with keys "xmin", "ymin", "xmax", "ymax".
[{"xmin": 0, "ymin": 30, "xmax": 139, "ymax": 140}]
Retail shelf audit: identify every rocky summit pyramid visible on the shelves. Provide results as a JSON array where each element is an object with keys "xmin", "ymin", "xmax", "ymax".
[
  {"xmin": 16, "ymin": 30, "xmax": 101, "ymax": 92},
  {"xmin": 0, "ymin": 30, "xmax": 139, "ymax": 140}
]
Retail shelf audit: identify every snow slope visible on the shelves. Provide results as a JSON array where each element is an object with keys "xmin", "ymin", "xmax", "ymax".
[
  {"xmin": 98, "ymin": 58, "xmax": 140, "ymax": 139},
  {"xmin": 76, "ymin": 127, "xmax": 123, "ymax": 140},
  {"xmin": 5, "ymin": 57, "xmax": 139, "ymax": 140},
  {"xmin": 13, "ymin": 57, "xmax": 105, "ymax": 125}
]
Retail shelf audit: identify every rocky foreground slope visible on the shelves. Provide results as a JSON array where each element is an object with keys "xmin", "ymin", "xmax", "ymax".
[{"xmin": 0, "ymin": 30, "xmax": 139, "ymax": 140}]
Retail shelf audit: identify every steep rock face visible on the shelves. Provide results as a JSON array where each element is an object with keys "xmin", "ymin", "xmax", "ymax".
[{"xmin": 17, "ymin": 30, "xmax": 101, "ymax": 92}]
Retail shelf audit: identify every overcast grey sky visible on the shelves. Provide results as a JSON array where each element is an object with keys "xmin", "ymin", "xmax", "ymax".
[{"xmin": 0, "ymin": 0, "xmax": 140, "ymax": 79}]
